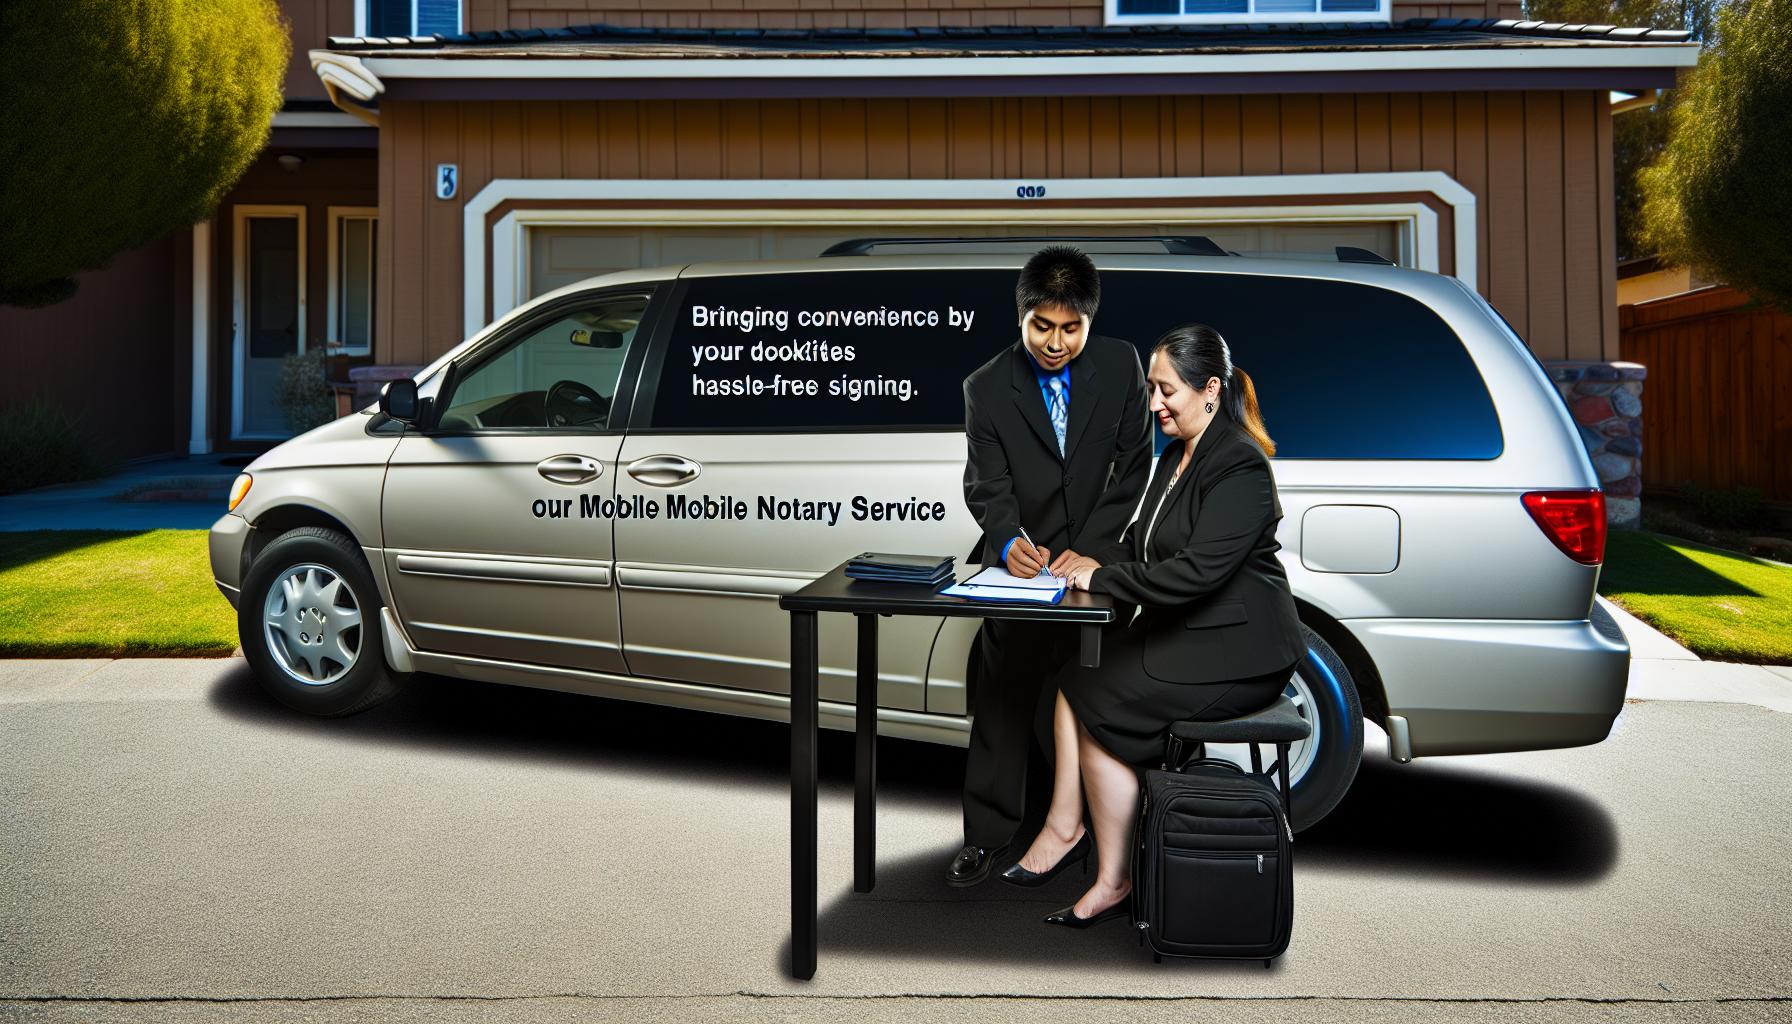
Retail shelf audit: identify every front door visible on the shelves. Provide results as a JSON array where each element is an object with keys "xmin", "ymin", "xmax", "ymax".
[
  {"xmin": 380, "ymin": 288, "xmax": 657, "ymax": 673},
  {"xmin": 233, "ymin": 206, "xmax": 307, "ymax": 439}
]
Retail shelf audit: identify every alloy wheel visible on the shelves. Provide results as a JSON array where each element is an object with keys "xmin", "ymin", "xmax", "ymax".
[{"xmin": 261, "ymin": 563, "xmax": 362, "ymax": 686}]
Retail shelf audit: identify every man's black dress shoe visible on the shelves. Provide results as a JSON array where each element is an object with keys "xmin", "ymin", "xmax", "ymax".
[
  {"xmin": 998, "ymin": 830, "xmax": 1092, "ymax": 887},
  {"xmin": 946, "ymin": 844, "xmax": 1007, "ymax": 887},
  {"xmin": 1043, "ymin": 902, "xmax": 1130, "ymax": 929}
]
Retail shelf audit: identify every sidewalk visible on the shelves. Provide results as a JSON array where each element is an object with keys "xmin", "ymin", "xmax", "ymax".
[
  {"xmin": 1597, "ymin": 595, "xmax": 1792, "ymax": 715},
  {"xmin": 0, "ymin": 454, "xmax": 245, "ymax": 531}
]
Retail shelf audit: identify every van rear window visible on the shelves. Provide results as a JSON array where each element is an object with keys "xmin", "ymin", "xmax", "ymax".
[
  {"xmin": 643, "ymin": 268, "xmax": 1502, "ymax": 459},
  {"xmin": 1100, "ymin": 270, "xmax": 1504, "ymax": 459}
]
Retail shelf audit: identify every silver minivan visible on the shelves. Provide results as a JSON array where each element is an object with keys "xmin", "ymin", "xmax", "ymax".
[{"xmin": 209, "ymin": 240, "xmax": 1629, "ymax": 830}]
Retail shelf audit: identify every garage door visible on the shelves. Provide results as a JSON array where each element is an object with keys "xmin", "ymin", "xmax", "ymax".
[{"xmin": 525, "ymin": 221, "xmax": 1401, "ymax": 301}]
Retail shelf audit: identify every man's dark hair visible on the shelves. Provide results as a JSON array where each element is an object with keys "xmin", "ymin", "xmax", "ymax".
[{"xmin": 1015, "ymin": 245, "xmax": 1100, "ymax": 321}]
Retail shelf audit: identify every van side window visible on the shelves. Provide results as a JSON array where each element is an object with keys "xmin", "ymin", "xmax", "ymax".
[
  {"xmin": 644, "ymin": 268, "xmax": 1500, "ymax": 458},
  {"xmin": 645, "ymin": 270, "xmax": 1018, "ymax": 431},
  {"xmin": 438, "ymin": 291, "xmax": 651, "ymax": 432},
  {"xmin": 1095, "ymin": 271, "xmax": 1504, "ymax": 460}
]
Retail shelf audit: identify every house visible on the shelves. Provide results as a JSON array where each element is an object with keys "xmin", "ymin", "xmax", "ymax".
[{"xmin": 1, "ymin": 0, "xmax": 1696, "ymax": 492}]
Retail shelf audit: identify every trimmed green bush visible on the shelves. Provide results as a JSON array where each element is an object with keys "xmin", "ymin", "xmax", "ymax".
[
  {"xmin": 0, "ymin": 401, "xmax": 120, "ymax": 495},
  {"xmin": 1524, "ymin": 0, "xmax": 1720, "ymax": 260},
  {"xmin": 1641, "ymin": 0, "xmax": 1792, "ymax": 309},
  {"xmin": 0, "ymin": 0, "xmax": 289, "ymax": 307}
]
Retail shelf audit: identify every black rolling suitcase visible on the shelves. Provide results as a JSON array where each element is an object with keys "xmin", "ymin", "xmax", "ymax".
[{"xmin": 1131, "ymin": 749, "xmax": 1296, "ymax": 966}]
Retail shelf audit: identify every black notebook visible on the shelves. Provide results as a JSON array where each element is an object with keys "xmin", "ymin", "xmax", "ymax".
[
  {"xmin": 847, "ymin": 552, "xmax": 955, "ymax": 573},
  {"xmin": 845, "ymin": 552, "xmax": 955, "ymax": 586}
]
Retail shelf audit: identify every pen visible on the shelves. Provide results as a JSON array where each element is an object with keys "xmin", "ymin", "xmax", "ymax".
[{"xmin": 1017, "ymin": 526, "xmax": 1053, "ymax": 577}]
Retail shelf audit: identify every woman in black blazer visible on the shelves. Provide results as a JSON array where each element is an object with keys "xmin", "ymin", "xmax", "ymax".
[{"xmin": 998, "ymin": 323, "xmax": 1305, "ymax": 929}]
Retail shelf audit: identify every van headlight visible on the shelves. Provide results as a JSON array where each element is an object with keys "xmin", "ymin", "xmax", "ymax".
[{"xmin": 228, "ymin": 473, "xmax": 252, "ymax": 512}]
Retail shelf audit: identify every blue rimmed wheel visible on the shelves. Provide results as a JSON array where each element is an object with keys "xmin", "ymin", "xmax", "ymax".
[{"xmin": 1196, "ymin": 624, "xmax": 1363, "ymax": 832}]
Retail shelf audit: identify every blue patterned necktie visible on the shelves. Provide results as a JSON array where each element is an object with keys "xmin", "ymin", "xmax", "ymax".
[{"xmin": 1047, "ymin": 377, "xmax": 1067, "ymax": 457}]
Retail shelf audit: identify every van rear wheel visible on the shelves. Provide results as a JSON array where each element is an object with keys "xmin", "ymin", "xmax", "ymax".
[
  {"xmin": 1199, "ymin": 625, "xmax": 1363, "ymax": 832},
  {"xmin": 238, "ymin": 526, "xmax": 407, "ymax": 717}
]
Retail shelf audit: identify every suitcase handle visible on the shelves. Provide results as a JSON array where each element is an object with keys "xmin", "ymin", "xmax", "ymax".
[{"xmin": 1178, "ymin": 757, "xmax": 1245, "ymax": 776}]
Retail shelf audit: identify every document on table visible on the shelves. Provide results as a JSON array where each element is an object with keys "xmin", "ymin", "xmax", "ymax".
[{"xmin": 941, "ymin": 566, "xmax": 1068, "ymax": 604}]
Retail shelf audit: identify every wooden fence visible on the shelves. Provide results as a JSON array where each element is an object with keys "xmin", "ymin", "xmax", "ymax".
[{"xmin": 1619, "ymin": 286, "xmax": 1792, "ymax": 502}]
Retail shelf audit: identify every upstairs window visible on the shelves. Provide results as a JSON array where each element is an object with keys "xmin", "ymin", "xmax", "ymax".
[
  {"xmin": 361, "ymin": 0, "xmax": 461, "ymax": 37},
  {"xmin": 1108, "ymin": 0, "xmax": 1387, "ymax": 23}
]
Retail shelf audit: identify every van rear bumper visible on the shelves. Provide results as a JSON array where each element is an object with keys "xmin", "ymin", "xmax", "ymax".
[{"xmin": 1345, "ymin": 605, "xmax": 1630, "ymax": 757}]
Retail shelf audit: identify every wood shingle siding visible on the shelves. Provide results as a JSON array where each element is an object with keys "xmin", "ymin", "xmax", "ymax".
[{"xmin": 376, "ymin": 91, "xmax": 1615, "ymax": 365}]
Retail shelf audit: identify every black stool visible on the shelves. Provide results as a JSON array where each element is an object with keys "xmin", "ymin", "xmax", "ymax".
[{"xmin": 1164, "ymin": 695, "xmax": 1312, "ymax": 821}]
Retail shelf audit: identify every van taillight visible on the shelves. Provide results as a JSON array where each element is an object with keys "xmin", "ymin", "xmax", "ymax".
[{"xmin": 1521, "ymin": 490, "xmax": 1606, "ymax": 565}]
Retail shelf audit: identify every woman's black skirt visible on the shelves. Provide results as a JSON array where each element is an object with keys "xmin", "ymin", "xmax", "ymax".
[{"xmin": 1043, "ymin": 618, "xmax": 1297, "ymax": 771}]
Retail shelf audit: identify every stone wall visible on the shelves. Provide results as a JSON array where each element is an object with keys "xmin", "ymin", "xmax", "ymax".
[{"xmin": 1546, "ymin": 360, "xmax": 1646, "ymax": 529}]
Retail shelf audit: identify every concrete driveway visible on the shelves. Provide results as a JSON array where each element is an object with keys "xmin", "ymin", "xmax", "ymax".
[{"xmin": 2, "ymin": 657, "xmax": 1788, "ymax": 1023}]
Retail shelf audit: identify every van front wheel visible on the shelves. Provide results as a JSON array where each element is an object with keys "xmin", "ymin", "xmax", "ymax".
[{"xmin": 238, "ymin": 526, "xmax": 407, "ymax": 717}]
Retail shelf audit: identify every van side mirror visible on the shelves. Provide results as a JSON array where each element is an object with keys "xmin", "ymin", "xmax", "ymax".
[{"xmin": 380, "ymin": 379, "xmax": 421, "ymax": 423}]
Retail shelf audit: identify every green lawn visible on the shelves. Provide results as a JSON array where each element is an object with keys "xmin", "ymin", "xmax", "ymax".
[
  {"xmin": 2, "ymin": 525, "xmax": 1784, "ymax": 666},
  {"xmin": 1600, "ymin": 531, "xmax": 1792, "ymax": 665},
  {"xmin": 0, "ymin": 530, "xmax": 237, "ymax": 657}
]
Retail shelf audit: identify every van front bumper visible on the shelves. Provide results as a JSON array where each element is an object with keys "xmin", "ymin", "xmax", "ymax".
[
  {"xmin": 209, "ymin": 512, "xmax": 250, "ymax": 609},
  {"xmin": 1345, "ymin": 603, "xmax": 1630, "ymax": 757}
]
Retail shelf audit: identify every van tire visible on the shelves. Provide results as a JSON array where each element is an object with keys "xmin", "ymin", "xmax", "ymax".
[
  {"xmin": 1286, "ymin": 625, "xmax": 1364, "ymax": 832},
  {"xmin": 238, "ymin": 526, "xmax": 408, "ymax": 717}
]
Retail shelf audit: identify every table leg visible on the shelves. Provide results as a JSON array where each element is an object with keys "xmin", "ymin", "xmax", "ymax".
[
  {"xmin": 855, "ymin": 612, "xmax": 878, "ymax": 894},
  {"xmin": 1079, "ymin": 622, "xmax": 1102, "ymax": 668},
  {"xmin": 790, "ymin": 610, "xmax": 819, "ymax": 981}
]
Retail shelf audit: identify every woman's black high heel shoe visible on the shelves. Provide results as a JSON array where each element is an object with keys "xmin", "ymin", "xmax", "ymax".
[
  {"xmin": 1043, "ymin": 901, "xmax": 1130, "ymax": 929},
  {"xmin": 998, "ymin": 830, "xmax": 1092, "ymax": 888}
]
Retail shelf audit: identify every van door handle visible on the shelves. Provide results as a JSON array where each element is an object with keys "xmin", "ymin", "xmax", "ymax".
[
  {"xmin": 537, "ymin": 454, "xmax": 602, "ymax": 485},
  {"xmin": 626, "ymin": 454, "xmax": 701, "ymax": 487}
]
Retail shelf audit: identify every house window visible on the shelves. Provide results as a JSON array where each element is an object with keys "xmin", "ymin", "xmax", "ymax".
[
  {"xmin": 1108, "ymin": 0, "xmax": 1386, "ymax": 22},
  {"xmin": 328, "ymin": 208, "xmax": 377, "ymax": 356},
  {"xmin": 362, "ymin": 0, "xmax": 460, "ymax": 37}
]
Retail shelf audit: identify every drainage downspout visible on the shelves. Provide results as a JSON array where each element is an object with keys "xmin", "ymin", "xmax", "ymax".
[{"xmin": 309, "ymin": 50, "xmax": 383, "ymax": 127}]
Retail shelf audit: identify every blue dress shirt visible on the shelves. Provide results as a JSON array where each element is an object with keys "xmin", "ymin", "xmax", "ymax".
[{"xmin": 1000, "ymin": 355, "xmax": 1071, "ymax": 565}]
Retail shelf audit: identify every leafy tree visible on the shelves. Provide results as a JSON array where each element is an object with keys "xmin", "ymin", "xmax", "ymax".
[
  {"xmin": 0, "ymin": 0, "xmax": 289, "ymax": 308},
  {"xmin": 1641, "ymin": 0, "xmax": 1792, "ymax": 308},
  {"xmin": 1524, "ymin": 0, "xmax": 1722, "ymax": 260}
]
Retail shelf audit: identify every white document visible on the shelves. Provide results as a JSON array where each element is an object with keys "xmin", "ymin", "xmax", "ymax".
[
  {"xmin": 962, "ymin": 565, "xmax": 1067, "ymax": 591},
  {"xmin": 939, "ymin": 566, "xmax": 1070, "ymax": 603}
]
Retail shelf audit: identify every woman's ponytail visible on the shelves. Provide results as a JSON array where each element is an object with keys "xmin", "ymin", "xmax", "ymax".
[
  {"xmin": 1153, "ymin": 323, "xmax": 1276, "ymax": 457},
  {"xmin": 1226, "ymin": 367, "xmax": 1275, "ymax": 457}
]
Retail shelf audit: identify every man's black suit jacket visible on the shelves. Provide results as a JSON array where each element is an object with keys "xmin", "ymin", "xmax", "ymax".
[
  {"xmin": 1088, "ymin": 406, "xmax": 1306, "ymax": 684},
  {"xmin": 961, "ymin": 335, "xmax": 1152, "ymax": 565}
]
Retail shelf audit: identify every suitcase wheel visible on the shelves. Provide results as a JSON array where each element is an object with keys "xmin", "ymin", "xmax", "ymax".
[
  {"xmin": 1153, "ymin": 953, "xmax": 1162, "ymax": 964},
  {"xmin": 1263, "ymin": 959, "xmax": 1273, "ymax": 969}
]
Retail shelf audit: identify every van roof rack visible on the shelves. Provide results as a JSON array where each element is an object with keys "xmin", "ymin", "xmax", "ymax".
[
  {"xmin": 819, "ymin": 235, "xmax": 1232, "ymax": 257},
  {"xmin": 1334, "ymin": 246, "xmax": 1397, "ymax": 266}
]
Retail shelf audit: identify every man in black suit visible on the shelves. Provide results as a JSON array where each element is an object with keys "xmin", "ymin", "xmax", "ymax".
[{"xmin": 950, "ymin": 246, "xmax": 1152, "ymax": 886}]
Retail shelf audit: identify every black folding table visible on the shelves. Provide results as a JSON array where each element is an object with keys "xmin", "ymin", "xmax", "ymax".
[{"xmin": 778, "ymin": 562, "xmax": 1118, "ymax": 980}]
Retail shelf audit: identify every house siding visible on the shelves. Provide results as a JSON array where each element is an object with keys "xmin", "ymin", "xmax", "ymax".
[
  {"xmin": 279, "ymin": 0, "xmax": 358, "ymax": 102},
  {"xmin": 0, "ymin": 233, "xmax": 194, "ymax": 462},
  {"xmin": 375, "ymin": 90, "xmax": 1615, "ymax": 366},
  {"xmin": 468, "ymin": 0, "xmax": 1524, "ymax": 31}
]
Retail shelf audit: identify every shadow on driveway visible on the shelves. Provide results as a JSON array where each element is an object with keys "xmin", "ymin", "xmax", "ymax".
[{"xmin": 207, "ymin": 660, "xmax": 1619, "ymax": 950}]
